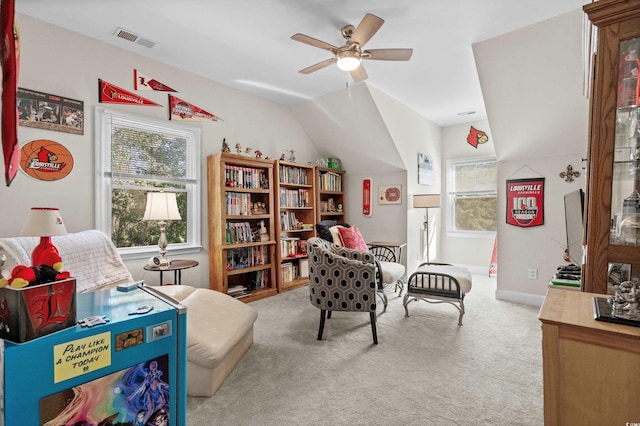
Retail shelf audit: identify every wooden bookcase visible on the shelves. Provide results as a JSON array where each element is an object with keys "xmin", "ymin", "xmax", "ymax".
[
  {"xmin": 582, "ymin": 0, "xmax": 640, "ymax": 294},
  {"xmin": 207, "ymin": 152, "xmax": 277, "ymax": 302},
  {"xmin": 315, "ymin": 167, "xmax": 346, "ymax": 223},
  {"xmin": 275, "ymin": 161, "xmax": 316, "ymax": 292}
]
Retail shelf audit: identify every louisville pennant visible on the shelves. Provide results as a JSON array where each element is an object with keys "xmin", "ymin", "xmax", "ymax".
[
  {"xmin": 169, "ymin": 95, "xmax": 222, "ymax": 122},
  {"xmin": 134, "ymin": 69, "xmax": 177, "ymax": 92},
  {"xmin": 98, "ymin": 79, "xmax": 161, "ymax": 106},
  {"xmin": 1, "ymin": 0, "xmax": 20, "ymax": 186}
]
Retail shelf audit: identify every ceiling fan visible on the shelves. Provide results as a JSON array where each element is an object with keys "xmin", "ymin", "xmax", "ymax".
[{"xmin": 291, "ymin": 13, "xmax": 413, "ymax": 82}]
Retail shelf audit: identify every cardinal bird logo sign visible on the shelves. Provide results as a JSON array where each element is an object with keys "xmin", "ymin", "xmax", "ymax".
[
  {"xmin": 506, "ymin": 178, "xmax": 545, "ymax": 227},
  {"xmin": 466, "ymin": 126, "xmax": 489, "ymax": 148}
]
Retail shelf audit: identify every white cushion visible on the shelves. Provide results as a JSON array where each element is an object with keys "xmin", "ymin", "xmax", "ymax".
[
  {"xmin": 414, "ymin": 264, "xmax": 472, "ymax": 293},
  {"xmin": 379, "ymin": 260, "xmax": 405, "ymax": 283},
  {"xmin": 329, "ymin": 225, "xmax": 345, "ymax": 246}
]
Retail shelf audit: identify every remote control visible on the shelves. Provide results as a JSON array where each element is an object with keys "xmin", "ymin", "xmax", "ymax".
[{"xmin": 117, "ymin": 280, "xmax": 144, "ymax": 292}]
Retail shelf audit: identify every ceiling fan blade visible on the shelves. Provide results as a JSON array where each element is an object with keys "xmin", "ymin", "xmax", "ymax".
[
  {"xmin": 365, "ymin": 48, "xmax": 413, "ymax": 61},
  {"xmin": 350, "ymin": 65, "xmax": 368, "ymax": 83},
  {"xmin": 299, "ymin": 58, "xmax": 337, "ymax": 74},
  {"xmin": 291, "ymin": 33, "xmax": 337, "ymax": 52},
  {"xmin": 350, "ymin": 13, "xmax": 384, "ymax": 47}
]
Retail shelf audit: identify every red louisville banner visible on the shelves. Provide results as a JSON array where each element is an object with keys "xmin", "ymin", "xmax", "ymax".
[
  {"xmin": 134, "ymin": 69, "xmax": 177, "ymax": 92},
  {"xmin": 1, "ymin": 0, "xmax": 20, "ymax": 186},
  {"xmin": 98, "ymin": 79, "xmax": 161, "ymax": 106},
  {"xmin": 168, "ymin": 95, "xmax": 222, "ymax": 122},
  {"xmin": 506, "ymin": 178, "xmax": 545, "ymax": 227}
]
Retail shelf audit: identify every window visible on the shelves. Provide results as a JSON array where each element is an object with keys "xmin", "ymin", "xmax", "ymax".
[
  {"xmin": 96, "ymin": 108, "xmax": 201, "ymax": 258},
  {"xmin": 447, "ymin": 157, "xmax": 497, "ymax": 236}
]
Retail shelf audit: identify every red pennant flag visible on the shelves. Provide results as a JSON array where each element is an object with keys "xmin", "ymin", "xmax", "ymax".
[
  {"xmin": 169, "ymin": 95, "xmax": 223, "ymax": 122},
  {"xmin": 134, "ymin": 69, "xmax": 177, "ymax": 92},
  {"xmin": 98, "ymin": 79, "xmax": 161, "ymax": 106},
  {"xmin": 1, "ymin": 0, "xmax": 20, "ymax": 186}
]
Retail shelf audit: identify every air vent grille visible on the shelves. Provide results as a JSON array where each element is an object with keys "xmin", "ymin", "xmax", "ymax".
[{"xmin": 113, "ymin": 27, "xmax": 156, "ymax": 48}]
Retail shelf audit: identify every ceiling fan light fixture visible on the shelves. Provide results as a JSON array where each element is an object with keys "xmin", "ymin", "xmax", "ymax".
[{"xmin": 336, "ymin": 50, "xmax": 361, "ymax": 71}]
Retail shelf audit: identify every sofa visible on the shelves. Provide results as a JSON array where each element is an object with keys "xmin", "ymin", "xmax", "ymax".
[{"xmin": 0, "ymin": 229, "xmax": 257, "ymax": 397}]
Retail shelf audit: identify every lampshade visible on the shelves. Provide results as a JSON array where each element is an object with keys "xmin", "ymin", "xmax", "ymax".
[
  {"xmin": 143, "ymin": 192, "xmax": 181, "ymax": 221},
  {"xmin": 336, "ymin": 50, "xmax": 361, "ymax": 71},
  {"xmin": 21, "ymin": 207, "xmax": 67, "ymax": 237},
  {"xmin": 413, "ymin": 194, "xmax": 441, "ymax": 209}
]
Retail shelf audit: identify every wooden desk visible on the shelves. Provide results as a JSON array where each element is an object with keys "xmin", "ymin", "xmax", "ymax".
[{"xmin": 539, "ymin": 287, "xmax": 640, "ymax": 425}]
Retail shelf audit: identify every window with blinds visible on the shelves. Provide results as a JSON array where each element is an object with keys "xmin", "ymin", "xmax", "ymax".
[
  {"xmin": 95, "ymin": 108, "xmax": 201, "ymax": 255},
  {"xmin": 447, "ymin": 157, "xmax": 497, "ymax": 234}
]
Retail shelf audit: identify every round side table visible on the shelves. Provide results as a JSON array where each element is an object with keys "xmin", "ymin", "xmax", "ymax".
[{"xmin": 143, "ymin": 259, "xmax": 199, "ymax": 285}]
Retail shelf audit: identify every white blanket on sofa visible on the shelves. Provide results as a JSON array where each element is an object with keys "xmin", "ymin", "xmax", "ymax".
[{"xmin": 0, "ymin": 230, "xmax": 133, "ymax": 293}]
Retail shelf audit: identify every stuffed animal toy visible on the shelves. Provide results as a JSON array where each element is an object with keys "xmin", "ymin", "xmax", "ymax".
[{"xmin": 0, "ymin": 250, "xmax": 69, "ymax": 288}]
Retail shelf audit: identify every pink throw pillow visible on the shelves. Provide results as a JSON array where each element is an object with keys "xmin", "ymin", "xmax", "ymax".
[{"xmin": 338, "ymin": 225, "xmax": 369, "ymax": 252}]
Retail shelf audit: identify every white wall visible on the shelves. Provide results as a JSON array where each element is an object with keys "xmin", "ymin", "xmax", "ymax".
[
  {"xmin": 474, "ymin": 9, "xmax": 589, "ymax": 305},
  {"xmin": 440, "ymin": 120, "xmax": 496, "ymax": 273},
  {"xmin": 0, "ymin": 14, "xmax": 320, "ymax": 288}
]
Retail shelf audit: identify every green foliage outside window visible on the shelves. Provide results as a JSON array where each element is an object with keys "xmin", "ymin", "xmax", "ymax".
[
  {"xmin": 450, "ymin": 159, "xmax": 497, "ymax": 233},
  {"xmin": 110, "ymin": 127, "xmax": 188, "ymax": 248}
]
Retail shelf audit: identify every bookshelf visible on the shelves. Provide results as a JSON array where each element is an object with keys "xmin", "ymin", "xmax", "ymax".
[
  {"xmin": 315, "ymin": 166, "xmax": 346, "ymax": 223},
  {"xmin": 275, "ymin": 160, "xmax": 316, "ymax": 292},
  {"xmin": 207, "ymin": 152, "xmax": 277, "ymax": 302}
]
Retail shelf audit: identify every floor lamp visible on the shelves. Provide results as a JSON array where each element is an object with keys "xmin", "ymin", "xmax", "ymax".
[{"xmin": 413, "ymin": 194, "xmax": 441, "ymax": 263}]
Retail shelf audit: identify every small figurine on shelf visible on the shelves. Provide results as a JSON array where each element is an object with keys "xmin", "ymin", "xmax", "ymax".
[
  {"xmin": 253, "ymin": 220, "xmax": 269, "ymax": 242},
  {"xmin": 235, "ymin": 143, "xmax": 242, "ymax": 154},
  {"xmin": 280, "ymin": 151, "xmax": 286, "ymax": 161},
  {"xmin": 221, "ymin": 138, "xmax": 231, "ymax": 153},
  {"xmin": 288, "ymin": 149, "xmax": 296, "ymax": 162},
  {"xmin": 255, "ymin": 150, "xmax": 263, "ymax": 159},
  {"xmin": 245, "ymin": 146, "xmax": 253, "ymax": 156}
]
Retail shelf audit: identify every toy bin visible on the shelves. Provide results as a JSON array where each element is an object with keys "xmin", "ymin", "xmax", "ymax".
[{"xmin": 0, "ymin": 277, "xmax": 76, "ymax": 343}]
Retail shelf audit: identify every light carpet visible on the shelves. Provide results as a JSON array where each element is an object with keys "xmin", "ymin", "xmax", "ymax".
[{"xmin": 186, "ymin": 275, "xmax": 543, "ymax": 425}]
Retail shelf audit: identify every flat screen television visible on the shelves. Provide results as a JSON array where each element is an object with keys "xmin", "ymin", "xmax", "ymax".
[{"xmin": 564, "ymin": 189, "xmax": 585, "ymax": 265}]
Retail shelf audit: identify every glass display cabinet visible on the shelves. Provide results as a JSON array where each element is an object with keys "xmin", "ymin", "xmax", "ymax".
[{"xmin": 583, "ymin": 0, "xmax": 640, "ymax": 294}]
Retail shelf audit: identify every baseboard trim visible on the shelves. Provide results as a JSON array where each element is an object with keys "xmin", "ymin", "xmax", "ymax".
[{"xmin": 495, "ymin": 289, "xmax": 545, "ymax": 307}]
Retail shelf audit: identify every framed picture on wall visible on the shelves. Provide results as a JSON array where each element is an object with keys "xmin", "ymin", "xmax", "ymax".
[
  {"xmin": 378, "ymin": 185, "xmax": 402, "ymax": 205},
  {"xmin": 418, "ymin": 153, "xmax": 433, "ymax": 185}
]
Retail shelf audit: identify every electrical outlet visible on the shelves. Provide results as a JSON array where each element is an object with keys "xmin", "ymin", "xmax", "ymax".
[{"xmin": 528, "ymin": 268, "xmax": 538, "ymax": 280}]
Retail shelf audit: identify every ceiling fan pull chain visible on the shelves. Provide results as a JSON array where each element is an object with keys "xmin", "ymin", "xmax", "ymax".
[{"xmin": 346, "ymin": 75, "xmax": 351, "ymax": 98}]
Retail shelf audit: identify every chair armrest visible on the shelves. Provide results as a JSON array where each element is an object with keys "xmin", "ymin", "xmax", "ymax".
[{"xmin": 331, "ymin": 245, "xmax": 376, "ymax": 264}]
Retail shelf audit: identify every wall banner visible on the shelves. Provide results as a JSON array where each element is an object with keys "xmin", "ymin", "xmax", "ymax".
[{"xmin": 506, "ymin": 177, "xmax": 545, "ymax": 227}]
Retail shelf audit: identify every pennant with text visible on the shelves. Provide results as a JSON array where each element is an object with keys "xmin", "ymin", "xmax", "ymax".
[
  {"xmin": 98, "ymin": 79, "xmax": 161, "ymax": 106},
  {"xmin": 134, "ymin": 69, "xmax": 177, "ymax": 92},
  {"xmin": 1, "ymin": 0, "xmax": 20, "ymax": 186},
  {"xmin": 169, "ymin": 95, "xmax": 223, "ymax": 122}
]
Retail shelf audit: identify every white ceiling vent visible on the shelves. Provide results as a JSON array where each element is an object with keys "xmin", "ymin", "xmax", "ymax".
[{"xmin": 113, "ymin": 27, "xmax": 156, "ymax": 48}]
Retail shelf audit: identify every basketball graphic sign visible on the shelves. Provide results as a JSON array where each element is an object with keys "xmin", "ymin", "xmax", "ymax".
[{"xmin": 20, "ymin": 139, "xmax": 73, "ymax": 181}]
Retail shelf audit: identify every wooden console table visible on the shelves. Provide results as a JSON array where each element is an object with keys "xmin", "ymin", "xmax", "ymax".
[{"xmin": 538, "ymin": 287, "xmax": 640, "ymax": 425}]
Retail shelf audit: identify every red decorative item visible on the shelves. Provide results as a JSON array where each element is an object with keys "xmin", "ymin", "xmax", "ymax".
[
  {"xmin": 21, "ymin": 207, "xmax": 68, "ymax": 266},
  {"xmin": 0, "ymin": 0, "xmax": 20, "ymax": 186},
  {"xmin": 363, "ymin": 178, "xmax": 371, "ymax": 217}
]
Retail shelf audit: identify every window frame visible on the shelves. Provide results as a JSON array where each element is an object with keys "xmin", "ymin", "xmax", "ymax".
[
  {"xmin": 95, "ymin": 107, "xmax": 202, "ymax": 259},
  {"xmin": 446, "ymin": 156, "xmax": 497, "ymax": 239}
]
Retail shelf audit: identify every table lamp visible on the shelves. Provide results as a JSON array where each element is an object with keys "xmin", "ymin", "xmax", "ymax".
[
  {"xmin": 143, "ymin": 191, "xmax": 181, "ymax": 266},
  {"xmin": 413, "ymin": 194, "xmax": 441, "ymax": 262},
  {"xmin": 21, "ymin": 207, "xmax": 68, "ymax": 266}
]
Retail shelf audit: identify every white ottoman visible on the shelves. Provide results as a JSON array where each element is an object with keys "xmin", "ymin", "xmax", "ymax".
[{"xmin": 153, "ymin": 285, "xmax": 258, "ymax": 397}]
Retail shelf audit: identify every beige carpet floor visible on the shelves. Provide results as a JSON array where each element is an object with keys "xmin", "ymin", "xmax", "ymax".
[{"xmin": 186, "ymin": 274, "xmax": 543, "ymax": 425}]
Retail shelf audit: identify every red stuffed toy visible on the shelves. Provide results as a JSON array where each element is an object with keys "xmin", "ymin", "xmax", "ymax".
[{"xmin": 0, "ymin": 251, "xmax": 70, "ymax": 289}]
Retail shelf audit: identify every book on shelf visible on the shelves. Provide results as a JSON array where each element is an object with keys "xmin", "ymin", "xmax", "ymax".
[{"xmin": 299, "ymin": 258, "xmax": 309, "ymax": 279}]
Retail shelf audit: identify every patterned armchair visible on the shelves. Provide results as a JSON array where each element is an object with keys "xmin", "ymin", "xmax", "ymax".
[{"xmin": 307, "ymin": 237, "xmax": 379, "ymax": 344}]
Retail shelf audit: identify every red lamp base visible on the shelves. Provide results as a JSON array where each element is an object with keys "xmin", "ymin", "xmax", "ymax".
[{"xmin": 31, "ymin": 236, "xmax": 61, "ymax": 268}]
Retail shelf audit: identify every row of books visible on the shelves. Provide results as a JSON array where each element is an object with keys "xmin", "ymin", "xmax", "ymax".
[
  {"xmin": 280, "ymin": 237, "xmax": 307, "ymax": 258},
  {"xmin": 279, "ymin": 165, "xmax": 309, "ymax": 185},
  {"xmin": 319, "ymin": 171, "xmax": 342, "ymax": 191},
  {"xmin": 225, "ymin": 164, "xmax": 268, "ymax": 189},
  {"xmin": 280, "ymin": 259, "xmax": 309, "ymax": 283},
  {"xmin": 280, "ymin": 211, "xmax": 301, "ymax": 231},
  {"xmin": 226, "ymin": 246, "xmax": 269, "ymax": 270},
  {"xmin": 279, "ymin": 188, "xmax": 311, "ymax": 208},
  {"xmin": 226, "ymin": 193, "xmax": 268, "ymax": 215},
  {"xmin": 226, "ymin": 222, "xmax": 256, "ymax": 244}
]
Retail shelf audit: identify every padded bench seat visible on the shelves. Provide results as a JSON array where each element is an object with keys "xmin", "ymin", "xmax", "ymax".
[
  {"xmin": 403, "ymin": 263, "xmax": 472, "ymax": 325},
  {"xmin": 153, "ymin": 285, "xmax": 258, "ymax": 397}
]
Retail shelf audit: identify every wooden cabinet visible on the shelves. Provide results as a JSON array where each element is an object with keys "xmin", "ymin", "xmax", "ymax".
[
  {"xmin": 315, "ymin": 167, "xmax": 346, "ymax": 223},
  {"xmin": 275, "ymin": 161, "xmax": 316, "ymax": 292},
  {"xmin": 207, "ymin": 152, "xmax": 277, "ymax": 302},
  {"xmin": 583, "ymin": 0, "xmax": 640, "ymax": 294},
  {"xmin": 539, "ymin": 287, "xmax": 640, "ymax": 425}
]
